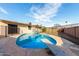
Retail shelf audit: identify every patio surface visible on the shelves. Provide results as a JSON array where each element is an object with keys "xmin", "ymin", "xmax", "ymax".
[
  {"xmin": 62, "ymin": 38, "xmax": 79, "ymax": 56},
  {"xmin": 0, "ymin": 35, "xmax": 53, "ymax": 56},
  {"xmin": 0, "ymin": 34, "xmax": 79, "ymax": 56}
]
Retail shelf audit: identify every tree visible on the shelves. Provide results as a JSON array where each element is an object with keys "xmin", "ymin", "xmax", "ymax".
[
  {"xmin": 28, "ymin": 22, "xmax": 32, "ymax": 30},
  {"xmin": 42, "ymin": 27, "xmax": 46, "ymax": 32}
]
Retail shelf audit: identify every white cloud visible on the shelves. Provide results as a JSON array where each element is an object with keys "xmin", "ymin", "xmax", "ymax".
[
  {"xmin": 27, "ymin": 3, "xmax": 62, "ymax": 27},
  {"xmin": 0, "ymin": 7, "xmax": 8, "ymax": 14}
]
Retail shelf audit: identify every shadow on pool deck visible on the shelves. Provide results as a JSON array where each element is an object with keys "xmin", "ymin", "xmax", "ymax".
[{"xmin": 0, "ymin": 37, "xmax": 54, "ymax": 56}]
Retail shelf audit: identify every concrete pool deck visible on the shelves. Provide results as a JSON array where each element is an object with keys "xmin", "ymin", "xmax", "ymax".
[
  {"xmin": 42, "ymin": 34, "xmax": 79, "ymax": 55},
  {"xmin": 0, "ymin": 36, "xmax": 52, "ymax": 56},
  {"xmin": 41, "ymin": 38, "xmax": 76, "ymax": 56},
  {"xmin": 0, "ymin": 34, "xmax": 79, "ymax": 56}
]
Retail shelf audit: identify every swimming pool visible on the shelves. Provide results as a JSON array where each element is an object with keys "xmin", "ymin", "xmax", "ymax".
[{"xmin": 16, "ymin": 32, "xmax": 57, "ymax": 48}]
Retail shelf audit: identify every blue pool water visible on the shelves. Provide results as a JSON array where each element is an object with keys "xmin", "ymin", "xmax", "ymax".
[{"xmin": 16, "ymin": 33, "xmax": 57, "ymax": 48}]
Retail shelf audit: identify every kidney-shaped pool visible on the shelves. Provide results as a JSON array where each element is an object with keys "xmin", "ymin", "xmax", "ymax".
[{"xmin": 16, "ymin": 33, "xmax": 57, "ymax": 48}]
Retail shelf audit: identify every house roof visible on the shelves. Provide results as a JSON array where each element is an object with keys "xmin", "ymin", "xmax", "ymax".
[
  {"xmin": 0, "ymin": 19, "xmax": 42, "ymax": 28},
  {"xmin": 0, "ymin": 19, "xmax": 29, "ymax": 26}
]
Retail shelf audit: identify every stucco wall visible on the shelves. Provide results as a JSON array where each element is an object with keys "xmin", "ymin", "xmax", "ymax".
[
  {"xmin": 0, "ymin": 21, "xmax": 7, "ymax": 26},
  {"xmin": 31, "ymin": 27, "xmax": 42, "ymax": 33},
  {"xmin": 0, "ymin": 21, "xmax": 8, "ymax": 37},
  {"xmin": 0, "ymin": 21, "xmax": 42, "ymax": 36},
  {"xmin": 18, "ymin": 25, "xmax": 42, "ymax": 34},
  {"xmin": 18, "ymin": 25, "xmax": 29, "ymax": 34}
]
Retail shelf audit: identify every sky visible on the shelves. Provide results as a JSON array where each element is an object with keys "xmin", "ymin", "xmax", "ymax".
[{"xmin": 0, "ymin": 3, "xmax": 79, "ymax": 27}]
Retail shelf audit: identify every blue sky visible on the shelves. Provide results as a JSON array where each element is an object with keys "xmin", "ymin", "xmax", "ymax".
[{"xmin": 0, "ymin": 3, "xmax": 79, "ymax": 27}]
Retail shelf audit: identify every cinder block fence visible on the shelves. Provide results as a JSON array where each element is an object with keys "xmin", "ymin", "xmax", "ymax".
[{"xmin": 58, "ymin": 26, "xmax": 79, "ymax": 44}]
